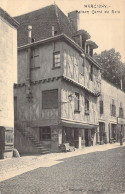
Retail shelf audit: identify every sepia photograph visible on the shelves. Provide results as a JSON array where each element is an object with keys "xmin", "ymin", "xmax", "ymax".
[{"xmin": 0, "ymin": 0, "xmax": 125, "ymax": 193}]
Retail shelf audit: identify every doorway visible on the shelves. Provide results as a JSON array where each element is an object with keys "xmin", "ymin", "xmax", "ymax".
[{"xmin": 85, "ymin": 129, "xmax": 89, "ymax": 146}]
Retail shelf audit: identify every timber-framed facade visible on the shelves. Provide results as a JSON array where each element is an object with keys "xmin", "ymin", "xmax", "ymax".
[{"xmin": 14, "ymin": 4, "xmax": 125, "ymax": 154}]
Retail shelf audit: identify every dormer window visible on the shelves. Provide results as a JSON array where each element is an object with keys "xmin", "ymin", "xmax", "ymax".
[
  {"xmin": 86, "ymin": 40, "xmax": 98, "ymax": 57},
  {"xmin": 86, "ymin": 44, "xmax": 93, "ymax": 57},
  {"xmin": 86, "ymin": 45, "xmax": 90, "ymax": 55}
]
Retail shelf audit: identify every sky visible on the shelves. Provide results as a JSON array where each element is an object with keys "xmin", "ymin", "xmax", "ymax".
[{"xmin": 0, "ymin": 0, "xmax": 125, "ymax": 62}]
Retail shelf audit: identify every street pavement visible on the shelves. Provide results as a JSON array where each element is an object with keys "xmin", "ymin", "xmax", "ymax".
[{"xmin": 0, "ymin": 143, "xmax": 125, "ymax": 194}]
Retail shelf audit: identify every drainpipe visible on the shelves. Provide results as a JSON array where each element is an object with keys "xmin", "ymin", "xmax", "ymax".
[
  {"xmin": 27, "ymin": 25, "xmax": 32, "ymax": 84},
  {"xmin": 26, "ymin": 25, "xmax": 33, "ymax": 102}
]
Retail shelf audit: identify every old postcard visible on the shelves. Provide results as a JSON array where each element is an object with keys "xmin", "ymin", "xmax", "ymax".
[{"xmin": 0, "ymin": 0, "xmax": 125, "ymax": 193}]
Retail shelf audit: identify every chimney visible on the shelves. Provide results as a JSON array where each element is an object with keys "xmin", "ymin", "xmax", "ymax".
[
  {"xmin": 52, "ymin": 25, "xmax": 55, "ymax": 37},
  {"xmin": 68, "ymin": 10, "xmax": 79, "ymax": 31},
  {"xmin": 28, "ymin": 25, "xmax": 32, "ymax": 43}
]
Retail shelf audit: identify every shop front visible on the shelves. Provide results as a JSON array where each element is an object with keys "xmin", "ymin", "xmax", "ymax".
[
  {"xmin": 61, "ymin": 121, "xmax": 98, "ymax": 149},
  {"xmin": 117, "ymin": 117, "xmax": 125, "ymax": 141}
]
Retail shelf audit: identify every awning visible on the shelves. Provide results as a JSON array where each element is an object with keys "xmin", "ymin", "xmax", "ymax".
[{"xmin": 60, "ymin": 119, "xmax": 99, "ymax": 129}]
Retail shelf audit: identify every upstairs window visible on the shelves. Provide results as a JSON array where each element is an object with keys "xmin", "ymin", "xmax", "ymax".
[
  {"xmin": 85, "ymin": 97, "xmax": 89, "ymax": 115},
  {"xmin": 90, "ymin": 47, "xmax": 93, "ymax": 57},
  {"xmin": 42, "ymin": 89, "xmax": 58, "ymax": 109},
  {"xmin": 53, "ymin": 51, "xmax": 61, "ymax": 68},
  {"xmin": 89, "ymin": 64, "xmax": 93, "ymax": 81},
  {"xmin": 74, "ymin": 92, "xmax": 80, "ymax": 112},
  {"xmin": 80, "ymin": 60, "xmax": 85, "ymax": 75},
  {"xmin": 100, "ymin": 100, "xmax": 104, "ymax": 114},
  {"xmin": 86, "ymin": 45, "xmax": 89, "ymax": 54},
  {"xmin": 39, "ymin": 127, "xmax": 51, "ymax": 140},
  {"xmin": 119, "ymin": 102, "xmax": 124, "ymax": 118},
  {"xmin": 110, "ymin": 99, "xmax": 116, "ymax": 117},
  {"xmin": 31, "ymin": 48, "xmax": 39, "ymax": 68}
]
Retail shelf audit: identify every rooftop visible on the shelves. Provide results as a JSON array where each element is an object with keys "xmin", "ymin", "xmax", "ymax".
[
  {"xmin": 0, "ymin": 7, "xmax": 19, "ymax": 28},
  {"xmin": 14, "ymin": 4, "xmax": 75, "ymax": 47}
]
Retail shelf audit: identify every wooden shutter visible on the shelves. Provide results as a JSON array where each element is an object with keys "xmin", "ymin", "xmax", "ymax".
[
  {"xmin": 100, "ymin": 100, "xmax": 103, "ymax": 114},
  {"xmin": 42, "ymin": 89, "xmax": 58, "ymax": 109}
]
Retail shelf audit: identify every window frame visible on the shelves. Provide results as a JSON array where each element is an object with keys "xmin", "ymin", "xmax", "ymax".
[
  {"xmin": 111, "ymin": 99, "xmax": 116, "ymax": 117},
  {"xmin": 53, "ymin": 51, "xmax": 61, "ymax": 68},
  {"xmin": 42, "ymin": 89, "xmax": 58, "ymax": 109},
  {"xmin": 119, "ymin": 102, "xmax": 124, "ymax": 118},
  {"xmin": 39, "ymin": 126, "xmax": 51, "ymax": 141},
  {"xmin": 100, "ymin": 100, "xmax": 104, "ymax": 115},
  {"xmin": 74, "ymin": 92, "xmax": 80, "ymax": 113},
  {"xmin": 80, "ymin": 59, "xmax": 85, "ymax": 76},
  {"xmin": 85, "ymin": 96, "xmax": 89, "ymax": 115}
]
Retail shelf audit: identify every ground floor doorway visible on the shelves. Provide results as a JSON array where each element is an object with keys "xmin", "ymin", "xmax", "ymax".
[
  {"xmin": 99, "ymin": 122, "xmax": 106, "ymax": 144},
  {"xmin": 110, "ymin": 124, "xmax": 117, "ymax": 141},
  {"xmin": 62, "ymin": 127, "xmax": 79, "ymax": 148}
]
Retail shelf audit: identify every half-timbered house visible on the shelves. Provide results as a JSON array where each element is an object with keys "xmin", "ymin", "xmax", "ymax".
[{"xmin": 14, "ymin": 4, "xmax": 125, "ymax": 154}]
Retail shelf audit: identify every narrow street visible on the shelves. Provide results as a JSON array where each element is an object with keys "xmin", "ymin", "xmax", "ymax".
[{"xmin": 0, "ymin": 145, "xmax": 125, "ymax": 194}]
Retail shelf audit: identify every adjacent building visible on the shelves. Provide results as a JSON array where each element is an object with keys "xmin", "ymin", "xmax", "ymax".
[
  {"xmin": 98, "ymin": 79, "xmax": 125, "ymax": 144},
  {"xmin": 14, "ymin": 4, "xmax": 125, "ymax": 154},
  {"xmin": 0, "ymin": 8, "xmax": 19, "ymax": 159}
]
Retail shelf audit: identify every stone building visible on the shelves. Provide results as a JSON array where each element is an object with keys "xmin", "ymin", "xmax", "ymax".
[
  {"xmin": 14, "ymin": 4, "xmax": 125, "ymax": 154},
  {"xmin": 0, "ymin": 8, "xmax": 19, "ymax": 159},
  {"xmin": 98, "ymin": 79, "xmax": 125, "ymax": 144}
]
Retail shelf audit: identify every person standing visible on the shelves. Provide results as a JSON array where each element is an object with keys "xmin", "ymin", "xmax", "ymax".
[{"xmin": 120, "ymin": 132, "xmax": 123, "ymax": 146}]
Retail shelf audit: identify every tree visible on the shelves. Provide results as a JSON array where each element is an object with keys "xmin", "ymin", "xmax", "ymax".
[{"xmin": 94, "ymin": 49, "xmax": 125, "ymax": 91}]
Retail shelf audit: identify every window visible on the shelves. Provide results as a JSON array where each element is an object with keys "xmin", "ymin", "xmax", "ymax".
[
  {"xmin": 39, "ymin": 127, "xmax": 51, "ymax": 140},
  {"xmin": 53, "ymin": 51, "xmax": 61, "ymax": 68},
  {"xmin": 80, "ymin": 60, "xmax": 85, "ymax": 75},
  {"xmin": 85, "ymin": 97, "xmax": 89, "ymax": 115},
  {"xmin": 89, "ymin": 64, "xmax": 93, "ymax": 81},
  {"xmin": 31, "ymin": 48, "xmax": 39, "ymax": 68},
  {"xmin": 90, "ymin": 47, "xmax": 93, "ymax": 57},
  {"xmin": 110, "ymin": 99, "xmax": 116, "ymax": 117},
  {"xmin": 100, "ymin": 100, "xmax": 103, "ymax": 114},
  {"xmin": 119, "ymin": 102, "xmax": 124, "ymax": 118},
  {"xmin": 42, "ymin": 89, "xmax": 58, "ymax": 109},
  {"xmin": 74, "ymin": 92, "xmax": 80, "ymax": 112},
  {"xmin": 86, "ymin": 45, "xmax": 89, "ymax": 54}
]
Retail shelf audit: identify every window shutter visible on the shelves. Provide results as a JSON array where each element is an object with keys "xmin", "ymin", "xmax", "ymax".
[
  {"xmin": 114, "ymin": 105, "xmax": 116, "ymax": 116},
  {"xmin": 42, "ymin": 90, "xmax": 58, "ymax": 109},
  {"xmin": 100, "ymin": 100, "xmax": 103, "ymax": 114},
  {"xmin": 110, "ymin": 104, "xmax": 112, "ymax": 116},
  {"xmin": 74, "ymin": 93, "xmax": 79, "ymax": 111}
]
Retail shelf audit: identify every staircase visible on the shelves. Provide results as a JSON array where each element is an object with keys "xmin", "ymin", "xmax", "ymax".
[{"xmin": 17, "ymin": 128, "xmax": 50, "ymax": 155}]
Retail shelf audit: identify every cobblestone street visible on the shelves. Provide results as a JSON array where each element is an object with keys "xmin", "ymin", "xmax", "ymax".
[{"xmin": 0, "ymin": 145, "xmax": 125, "ymax": 194}]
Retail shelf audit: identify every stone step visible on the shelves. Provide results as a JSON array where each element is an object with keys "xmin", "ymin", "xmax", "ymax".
[{"xmin": 17, "ymin": 128, "xmax": 50, "ymax": 155}]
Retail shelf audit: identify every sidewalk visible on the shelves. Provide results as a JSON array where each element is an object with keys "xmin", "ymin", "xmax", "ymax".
[{"xmin": 0, "ymin": 143, "xmax": 124, "ymax": 182}]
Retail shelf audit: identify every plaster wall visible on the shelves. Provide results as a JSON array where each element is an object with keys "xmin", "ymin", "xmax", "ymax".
[{"xmin": 0, "ymin": 16, "xmax": 17, "ymax": 128}]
